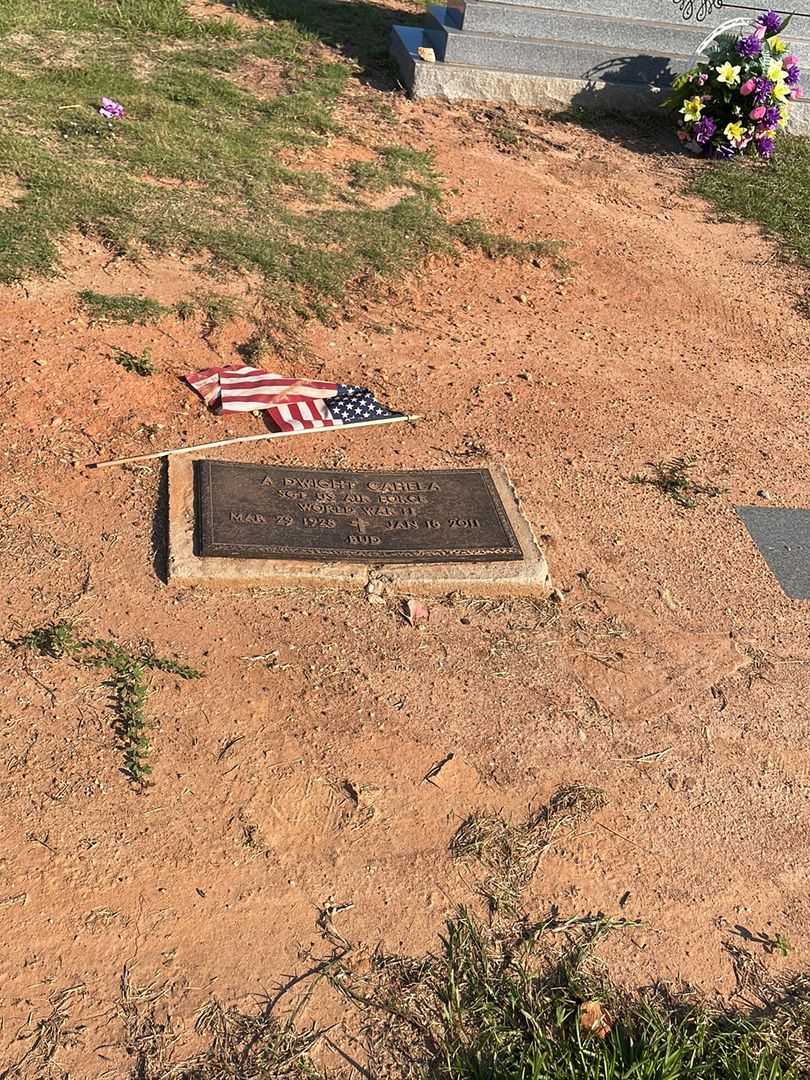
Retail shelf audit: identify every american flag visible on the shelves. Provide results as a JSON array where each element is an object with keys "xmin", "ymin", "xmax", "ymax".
[{"xmin": 185, "ymin": 366, "xmax": 404, "ymax": 433}]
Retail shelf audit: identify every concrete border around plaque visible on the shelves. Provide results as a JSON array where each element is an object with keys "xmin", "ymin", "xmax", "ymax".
[{"xmin": 167, "ymin": 455, "xmax": 552, "ymax": 597}]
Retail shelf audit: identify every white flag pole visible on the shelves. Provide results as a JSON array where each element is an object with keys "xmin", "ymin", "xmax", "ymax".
[{"xmin": 88, "ymin": 413, "xmax": 421, "ymax": 470}]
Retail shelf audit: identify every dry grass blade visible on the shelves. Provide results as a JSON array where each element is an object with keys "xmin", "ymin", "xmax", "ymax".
[
  {"xmin": 450, "ymin": 784, "xmax": 607, "ymax": 915},
  {"xmin": 116, "ymin": 978, "xmax": 328, "ymax": 1079},
  {"xmin": 1, "ymin": 984, "xmax": 86, "ymax": 1079},
  {"xmin": 192, "ymin": 998, "xmax": 326, "ymax": 1078},
  {"xmin": 759, "ymin": 971, "xmax": 810, "ymax": 1075},
  {"xmin": 723, "ymin": 942, "xmax": 769, "ymax": 1000},
  {"xmin": 119, "ymin": 966, "xmax": 177, "ymax": 1079}
]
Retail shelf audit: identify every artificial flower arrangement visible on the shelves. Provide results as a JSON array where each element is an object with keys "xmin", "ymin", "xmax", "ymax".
[{"xmin": 665, "ymin": 9, "xmax": 801, "ymax": 159}]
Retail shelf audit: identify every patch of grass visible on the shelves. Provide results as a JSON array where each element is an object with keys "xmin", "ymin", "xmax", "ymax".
[
  {"xmin": 14, "ymin": 621, "xmax": 201, "ymax": 786},
  {"xmin": 349, "ymin": 146, "xmax": 441, "ymax": 197},
  {"xmin": 175, "ymin": 291, "xmax": 240, "ymax": 335},
  {"xmin": 693, "ymin": 136, "xmax": 810, "ymax": 268},
  {"xmin": 0, "ymin": 1, "xmax": 554, "ymax": 331},
  {"xmin": 774, "ymin": 933, "xmax": 792, "ymax": 958},
  {"xmin": 453, "ymin": 218, "xmax": 569, "ymax": 271},
  {"xmin": 0, "ymin": 0, "xmax": 241, "ymax": 37},
  {"xmin": 237, "ymin": 329, "xmax": 273, "ymax": 364},
  {"xmin": 492, "ymin": 123, "xmax": 522, "ymax": 147},
  {"xmin": 629, "ymin": 457, "xmax": 725, "ymax": 510},
  {"xmin": 79, "ymin": 290, "xmax": 167, "ymax": 324},
  {"xmin": 451, "ymin": 784, "xmax": 607, "ymax": 916},
  {"xmin": 99, "ymin": 908, "xmax": 810, "ymax": 1079},
  {"xmin": 347, "ymin": 908, "xmax": 807, "ymax": 1080},
  {"xmin": 232, "ymin": 0, "xmax": 422, "ymax": 70},
  {"xmin": 111, "ymin": 346, "xmax": 157, "ymax": 376},
  {"xmin": 175, "ymin": 298, "xmax": 196, "ymax": 321}
]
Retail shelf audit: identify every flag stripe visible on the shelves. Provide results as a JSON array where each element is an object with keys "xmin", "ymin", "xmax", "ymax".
[{"xmin": 184, "ymin": 366, "xmax": 400, "ymax": 434}]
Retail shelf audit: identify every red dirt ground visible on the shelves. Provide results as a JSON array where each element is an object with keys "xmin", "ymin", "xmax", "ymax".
[{"xmin": 1, "ymin": 13, "xmax": 809, "ymax": 1077}]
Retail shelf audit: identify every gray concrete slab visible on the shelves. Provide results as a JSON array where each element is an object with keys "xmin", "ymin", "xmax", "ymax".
[
  {"xmin": 390, "ymin": 23, "xmax": 810, "ymax": 132},
  {"xmin": 736, "ymin": 507, "xmax": 810, "ymax": 600},
  {"xmin": 423, "ymin": 15, "xmax": 689, "ymax": 82},
  {"xmin": 450, "ymin": 3, "xmax": 709, "ymax": 54},
  {"xmin": 462, "ymin": 0, "xmax": 810, "ymax": 37}
]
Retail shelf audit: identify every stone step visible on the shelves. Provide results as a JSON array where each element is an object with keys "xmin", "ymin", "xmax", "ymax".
[
  {"xmin": 390, "ymin": 21, "xmax": 810, "ymax": 134},
  {"xmin": 431, "ymin": 3, "xmax": 707, "ymax": 57},
  {"xmin": 423, "ymin": 8, "xmax": 692, "ymax": 81},
  {"xmin": 461, "ymin": 0, "xmax": 810, "ymax": 42}
]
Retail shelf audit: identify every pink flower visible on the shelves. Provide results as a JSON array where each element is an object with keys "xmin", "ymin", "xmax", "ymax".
[
  {"xmin": 784, "ymin": 54, "xmax": 798, "ymax": 66},
  {"xmin": 792, "ymin": 85, "xmax": 803, "ymax": 98},
  {"xmin": 754, "ymin": 24, "xmax": 767, "ymax": 39},
  {"xmin": 750, "ymin": 105, "xmax": 767, "ymax": 119},
  {"xmin": 99, "ymin": 96, "xmax": 125, "ymax": 120},
  {"xmin": 676, "ymin": 129, "xmax": 689, "ymax": 141},
  {"xmin": 740, "ymin": 78, "xmax": 757, "ymax": 95}
]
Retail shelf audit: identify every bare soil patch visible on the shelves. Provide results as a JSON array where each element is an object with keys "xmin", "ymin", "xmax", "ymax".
[{"xmin": 1, "ymin": 14, "xmax": 810, "ymax": 1078}]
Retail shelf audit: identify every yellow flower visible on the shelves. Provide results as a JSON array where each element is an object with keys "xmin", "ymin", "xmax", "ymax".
[
  {"xmin": 767, "ymin": 59, "xmax": 785, "ymax": 81},
  {"xmin": 767, "ymin": 35, "xmax": 787, "ymax": 54},
  {"xmin": 778, "ymin": 106, "xmax": 790, "ymax": 127},
  {"xmin": 724, "ymin": 121, "xmax": 745, "ymax": 143},
  {"xmin": 716, "ymin": 61, "xmax": 742, "ymax": 85},
  {"xmin": 773, "ymin": 79, "xmax": 791, "ymax": 102},
  {"xmin": 680, "ymin": 95, "xmax": 704, "ymax": 121}
]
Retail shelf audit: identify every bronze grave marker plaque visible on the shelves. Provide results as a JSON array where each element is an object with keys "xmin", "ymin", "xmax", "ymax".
[{"xmin": 194, "ymin": 461, "xmax": 524, "ymax": 563}]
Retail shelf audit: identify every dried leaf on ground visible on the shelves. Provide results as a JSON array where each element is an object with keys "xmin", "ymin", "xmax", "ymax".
[{"xmin": 580, "ymin": 999, "xmax": 612, "ymax": 1038}]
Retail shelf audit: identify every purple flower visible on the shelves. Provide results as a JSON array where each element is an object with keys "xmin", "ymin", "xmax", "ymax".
[
  {"xmin": 737, "ymin": 33, "xmax": 762, "ymax": 58},
  {"xmin": 786, "ymin": 63, "xmax": 801, "ymax": 86},
  {"xmin": 756, "ymin": 9, "xmax": 783, "ymax": 34},
  {"xmin": 99, "ymin": 97, "xmax": 125, "ymax": 120},
  {"xmin": 756, "ymin": 135, "xmax": 776, "ymax": 158},
  {"xmin": 763, "ymin": 105, "xmax": 781, "ymax": 126},
  {"xmin": 754, "ymin": 76, "xmax": 775, "ymax": 103},
  {"xmin": 693, "ymin": 115, "xmax": 717, "ymax": 144}
]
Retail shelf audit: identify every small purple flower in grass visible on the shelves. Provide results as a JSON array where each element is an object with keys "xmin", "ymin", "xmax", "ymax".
[
  {"xmin": 693, "ymin": 114, "xmax": 717, "ymax": 145},
  {"xmin": 737, "ymin": 33, "xmax": 762, "ymax": 58},
  {"xmin": 756, "ymin": 135, "xmax": 776, "ymax": 158},
  {"xmin": 99, "ymin": 97, "xmax": 125, "ymax": 120},
  {"xmin": 757, "ymin": 9, "xmax": 783, "ymax": 34}
]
